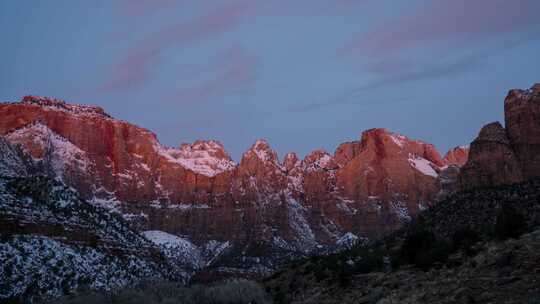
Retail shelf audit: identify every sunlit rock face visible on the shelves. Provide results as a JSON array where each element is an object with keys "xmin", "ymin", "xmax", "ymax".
[
  {"xmin": 443, "ymin": 146, "xmax": 470, "ymax": 167},
  {"xmin": 460, "ymin": 84, "xmax": 540, "ymax": 190},
  {"xmin": 0, "ymin": 96, "xmax": 468, "ymax": 257}
]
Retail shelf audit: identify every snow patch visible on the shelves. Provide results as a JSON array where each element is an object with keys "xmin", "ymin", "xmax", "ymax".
[
  {"xmin": 408, "ymin": 155, "xmax": 438, "ymax": 177},
  {"xmin": 390, "ymin": 201, "xmax": 411, "ymax": 221},
  {"xmin": 171, "ymin": 203, "xmax": 210, "ymax": 210},
  {"xmin": 143, "ymin": 230, "xmax": 196, "ymax": 250},
  {"xmin": 336, "ymin": 232, "xmax": 359, "ymax": 248},
  {"xmin": 287, "ymin": 197, "xmax": 317, "ymax": 251},
  {"xmin": 390, "ymin": 133, "xmax": 406, "ymax": 148},
  {"xmin": 143, "ymin": 230, "xmax": 203, "ymax": 270},
  {"xmin": 154, "ymin": 140, "xmax": 235, "ymax": 177}
]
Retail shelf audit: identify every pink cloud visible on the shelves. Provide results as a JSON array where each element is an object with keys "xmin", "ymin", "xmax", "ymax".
[
  {"xmin": 174, "ymin": 47, "xmax": 257, "ymax": 103},
  {"xmin": 116, "ymin": 0, "xmax": 177, "ymax": 17},
  {"xmin": 100, "ymin": 2, "xmax": 252, "ymax": 92},
  {"xmin": 99, "ymin": 47, "xmax": 158, "ymax": 92},
  {"xmin": 346, "ymin": 0, "xmax": 540, "ymax": 55}
]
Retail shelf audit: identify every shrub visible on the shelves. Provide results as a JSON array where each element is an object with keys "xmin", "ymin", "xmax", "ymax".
[
  {"xmin": 195, "ymin": 279, "xmax": 271, "ymax": 304},
  {"xmin": 494, "ymin": 204, "xmax": 526, "ymax": 240},
  {"xmin": 452, "ymin": 228, "xmax": 480, "ymax": 256},
  {"xmin": 51, "ymin": 279, "xmax": 271, "ymax": 304},
  {"xmin": 304, "ymin": 246, "xmax": 385, "ymax": 287},
  {"xmin": 349, "ymin": 248, "xmax": 385, "ymax": 274},
  {"xmin": 394, "ymin": 219, "xmax": 452, "ymax": 271}
]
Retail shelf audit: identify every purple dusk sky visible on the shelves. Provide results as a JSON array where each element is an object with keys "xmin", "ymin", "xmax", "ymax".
[{"xmin": 1, "ymin": 0, "xmax": 540, "ymax": 160}]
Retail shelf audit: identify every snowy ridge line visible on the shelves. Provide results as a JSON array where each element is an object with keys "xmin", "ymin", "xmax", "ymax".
[
  {"xmin": 19, "ymin": 95, "xmax": 112, "ymax": 118},
  {"xmin": 153, "ymin": 140, "xmax": 236, "ymax": 177}
]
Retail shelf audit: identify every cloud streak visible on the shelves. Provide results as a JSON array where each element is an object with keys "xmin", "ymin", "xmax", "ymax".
[
  {"xmin": 347, "ymin": 0, "xmax": 540, "ymax": 55},
  {"xmin": 359, "ymin": 55, "xmax": 482, "ymax": 91},
  {"xmin": 100, "ymin": 2, "xmax": 252, "ymax": 92},
  {"xmin": 173, "ymin": 47, "xmax": 257, "ymax": 103},
  {"xmin": 116, "ymin": 0, "xmax": 176, "ymax": 17},
  {"xmin": 291, "ymin": 55, "xmax": 482, "ymax": 113}
]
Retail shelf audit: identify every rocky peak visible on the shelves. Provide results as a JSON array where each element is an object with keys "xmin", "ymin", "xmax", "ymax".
[
  {"xmin": 505, "ymin": 83, "xmax": 540, "ymax": 104},
  {"xmin": 20, "ymin": 95, "xmax": 110, "ymax": 118},
  {"xmin": 302, "ymin": 149, "xmax": 338, "ymax": 171},
  {"xmin": 242, "ymin": 139, "xmax": 280, "ymax": 165},
  {"xmin": 283, "ymin": 152, "xmax": 300, "ymax": 171},
  {"xmin": 419, "ymin": 144, "xmax": 445, "ymax": 167},
  {"xmin": 334, "ymin": 141, "xmax": 362, "ymax": 166},
  {"xmin": 156, "ymin": 140, "xmax": 236, "ymax": 177},
  {"xmin": 443, "ymin": 146, "xmax": 470, "ymax": 167},
  {"xmin": 477, "ymin": 122, "xmax": 509, "ymax": 144},
  {"xmin": 357, "ymin": 128, "xmax": 444, "ymax": 166},
  {"xmin": 179, "ymin": 140, "xmax": 232, "ymax": 162},
  {"xmin": 237, "ymin": 139, "xmax": 286, "ymax": 189},
  {"xmin": 359, "ymin": 128, "xmax": 406, "ymax": 149},
  {"xmin": 357, "ymin": 128, "xmax": 394, "ymax": 161},
  {"xmin": 459, "ymin": 121, "xmax": 523, "ymax": 190},
  {"xmin": 504, "ymin": 83, "xmax": 540, "ymax": 180}
]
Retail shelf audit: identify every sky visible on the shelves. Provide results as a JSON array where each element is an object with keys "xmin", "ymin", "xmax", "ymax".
[{"xmin": 1, "ymin": 0, "xmax": 540, "ymax": 161}]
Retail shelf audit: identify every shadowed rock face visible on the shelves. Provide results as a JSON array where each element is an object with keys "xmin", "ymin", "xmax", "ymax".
[
  {"xmin": 0, "ymin": 96, "xmax": 466, "ymax": 256},
  {"xmin": 505, "ymin": 84, "xmax": 540, "ymax": 179},
  {"xmin": 460, "ymin": 84, "xmax": 540, "ymax": 190},
  {"xmin": 459, "ymin": 122, "xmax": 522, "ymax": 190}
]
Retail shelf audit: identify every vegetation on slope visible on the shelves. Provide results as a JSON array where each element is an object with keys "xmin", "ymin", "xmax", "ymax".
[
  {"xmin": 264, "ymin": 179, "xmax": 540, "ymax": 304},
  {"xmin": 46, "ymin": 279, "xmax": 271, "ymax": 304}
]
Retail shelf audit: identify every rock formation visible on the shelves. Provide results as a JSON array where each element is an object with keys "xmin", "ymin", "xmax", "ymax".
[
  {"xmin": 460, "ymin": 84, "xmax": 540, "ymax": 189},
  {"xmin": 0, "ymin": 95, "xmax": 468, "ymax": 275},
  {"xmin": 443, "ymin": 146, "xmax": 469, "ymax": 167}
]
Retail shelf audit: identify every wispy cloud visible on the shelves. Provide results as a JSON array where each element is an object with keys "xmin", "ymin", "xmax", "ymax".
[
  {"xmin": 291, "ymin": 55, "xmax": 481, "ymax": 112},
  {"xmin": 173, "ymin": 46, "xmax": 257, "ymax": 103},
  {"xmin": 360, "ymin": 55, "xmax": 482, "ymax": 91},
  {"xmin": 290, "ymin": 95, "xmax": 410, "ymax": 113},
  {"xmin": 116, "ymin": 0, "xmax": 176, "ymax": 17},
  {"xmin": 100, "ymin": 2, "xmax": 252, "ymax": 92},
  {"xmin": 346, "ymin": 0, "xmax": 540, "ymax": 55}
]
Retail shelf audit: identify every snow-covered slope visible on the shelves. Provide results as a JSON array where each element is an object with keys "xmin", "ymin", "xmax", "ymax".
[
  {"xmin": 5, "ymin": 123, "xmax": 91, "ymax": 179},
  {"xmin": 143, "ymin": 230, "xmax": 202, "ymax": 271},
  {"xmin": 0, "ymin": 137, "xmax": 29, "ymax": 177},
  {"xmin": 155, "ymin": 140, "xmax": 235, "ymax": 177},
  {"xmin": 142, "ymin": 230, "xmax": 232, "ymax": 274},
  {"xmin": 0, "ymin": 142, "xmax": 176, "ymax": 302}
]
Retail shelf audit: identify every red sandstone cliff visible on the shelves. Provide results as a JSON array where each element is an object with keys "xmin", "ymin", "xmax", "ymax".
[
  {"xmin": 460, "ymin": 84, "xmax": 540, "ymax": 189},
  {"xmin": 0, "ymin": 96, "xmax": 467, "ymax": 252},
  {"xmin": 443, "ymin": 146, "xmax": 470, "ymax": 167}
]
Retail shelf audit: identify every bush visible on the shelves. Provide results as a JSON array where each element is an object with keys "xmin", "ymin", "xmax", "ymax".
[
  {"xmin": 394, "ymin": 219, "xmax": 452, "ymax": 271},
  {"xmin": 303, "ymin": 246, "xmax": 384, "ymax": 287},
  {"xmin": 452, "ymin": 228, "xmax": 480, "ymax": 256},
  {"xmin": 51, "ymin": 279, "xmax": 271, "ymax": 304},
  {"xmin": 494, "ymin": 204, "xmax": 526, "ymax": 240},
  {"xmin": 194, "ymin": 279, "xmax": 271, "ymax": 304}
]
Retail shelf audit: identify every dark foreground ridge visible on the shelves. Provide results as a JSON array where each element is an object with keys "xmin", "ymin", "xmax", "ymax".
[{"xmin": 263, "ymin": 178, "xmax": 540, "ymax": 303}]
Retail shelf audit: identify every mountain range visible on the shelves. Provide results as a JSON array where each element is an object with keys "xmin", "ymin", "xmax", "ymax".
[{"xmin": 1, "ymin": 83, "xmax": 539, "ymax": 301}]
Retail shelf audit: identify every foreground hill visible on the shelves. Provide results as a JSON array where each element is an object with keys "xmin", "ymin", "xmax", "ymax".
[
  {"xmin": 263, "ymin": 83, "xmax": 540, "ymax": 304},
  {"xmin": 263, "ymin": 178, "xmax": 540, "ymax": 304},
  {"xmin": 0, "ymin": 138, "xmax": 183, "ymax": 302}
]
